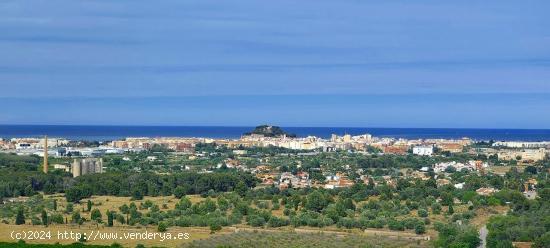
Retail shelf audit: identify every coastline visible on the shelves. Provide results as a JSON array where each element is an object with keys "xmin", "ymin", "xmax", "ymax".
[{"xmin": 1, "ymin": 125, "xmax": 550, "ymax": 141}]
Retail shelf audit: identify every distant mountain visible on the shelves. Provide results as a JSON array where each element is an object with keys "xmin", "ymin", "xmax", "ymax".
[{"xmin": 244, "ymin": 125, "xmax": 296, "ymax": 138}]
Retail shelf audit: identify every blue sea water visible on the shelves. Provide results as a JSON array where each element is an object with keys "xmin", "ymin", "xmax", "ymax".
[{"xmin": 0, "ymin": 125, "xmax": 550, "ymax": 141}]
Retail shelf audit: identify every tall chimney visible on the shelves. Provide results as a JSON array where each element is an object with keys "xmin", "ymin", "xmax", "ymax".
[{"xmin": 43, "ymin": 135, "xmax": 48, "ymax": 174}]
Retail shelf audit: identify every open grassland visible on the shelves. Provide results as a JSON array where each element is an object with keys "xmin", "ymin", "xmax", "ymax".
[
  {"xmin": 181, "ymin": 230, "xmax": 429, "ymax": 248},
  {"xmin": 487, "ymin": 166, "xmax": 522, "ymax": 175},
  {"xmin": 469, "ymin": 205, "xmax": 508, "ymax": 228}
]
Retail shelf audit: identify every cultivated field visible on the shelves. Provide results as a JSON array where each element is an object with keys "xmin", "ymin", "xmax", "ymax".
[
  {"xmin": 0, "ymin": 193, "xmax": 504, "ymax": 247},
  {"xmin": 0, "ymin": 194, "xmax": 213, "ymax": 247},
  {"xmin": 181, "ymin": 230, "xmax": 429, "ymax": 248}
]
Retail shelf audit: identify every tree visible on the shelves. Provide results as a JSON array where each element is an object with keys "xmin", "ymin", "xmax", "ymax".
[
  {"xmin": 418, "ymin": 209, "xmax": 428, "ymax": 218},
  {"xmin": 209, "ymin": 220, "xmax": 222, "ymax": 233},
  {"xmin": 51, "ymin": 213, "xmax": 64, "ymax": 224},
  {"xmin": 41, "ymin": 209, "xmax": 48, "ymax": 226},
  {"xmin": 65, "ymin": 187, "xmax": 89, "ymax": 203},
  {"xmin": 201, "ymin": 198, "xmax": 217, "ymax": 213},
  {"xmin": 415, "ymin": 223, "xmax": 426, "ymax": 234},
  {"xmin": 539, "ymin": 188, "xmax": 550, "ymax": 202},
  {"xmin": 71, "ymin": 211, "xmax": 81, "ymax": 224},
  {"xmin": 119, "ymin": 204, "xmax": 129, "ymax": 214},
  {"xmin": 66, "ymin": 203, "xmax": 74, "ymax": 213},
  {"xmin": 176, "ymin": 197, "xmax": 192, "ymax": 211},
  {"xmin": 87, "ymin": 200, "xmax": 92, "ymax": 212},
  {"xmin": 15, "ymin": 207, "xmax": 25, "ymax": 225},
  {"xmin": 79, "ymin": 233, "xmax": 87, "ymax": 242},
  {"xmin": 91, "ymin": 209, "xmax": 102, "ymax": 223},
  {"xmin": 158, "ymin": 222, "xmax": 168, "ymax": 232},
  {"xmin": 43, "ymin": 182, "xmax": 56, "ymax": 194},
  {"xmin": 305, "ymin": 191, "xmax": 329, "ymax": 212},
  {"xmin": 116, "ymin": 214, "xmax": 125, "ymax": 225},
  {"xmin": 524, "ymin": 166, "xmax": 537, "ymax": 175},
  {"xmin": 174, "ymin": 186, "xmax": 188, "ymax": 199},
  {"xmin": 53, "ymin": 200, "xmax": 57, "ymax": 211},
  {"xmin": 445, "ymin": 166, "xmax": 457, "ymax": 173},
  {"xmin": 107, "ymin": 210, "xmax": 114, "ymax": 227},
  {"xmin": 235, "ymin": 181, "xmax": 248, "ymax": 197},
  {"xmin": 432, "ymin": 202, "xmax": 442, "ymax": 215},
  {"xmin": 448, "ymin": 204, "xmax": 454, "ymax": 215},
  {"xmin": 434, "ymin": 223, "xmax": 480, "ymax": 248},
  {"xmin": 131, "ymin": 189, "xmax": 144, "ymax": 201},
  {"xmin": 532, "ymin": 232, "xmax": 550, "ymax": 248},
  {"xmin": 247, "ymin": 215, "xmax": 266, "ymax": 227}
]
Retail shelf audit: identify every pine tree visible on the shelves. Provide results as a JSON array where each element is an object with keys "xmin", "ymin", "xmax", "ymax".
[
  {"xmin": 91, "ymin": 209, "xmax": 102, "ymax": 223},
  {"xmin": 53, "ymin": 199, "xmax": 57, "ymax": 211},
  {"xmin": 87, "ymin": 200, "xmax": 92, "ymax": 212},
  {"xmin": 131, "ymin": 189, "xmax": 143, "ymax": 200},
  {"xmin": 448, "ymin": 204, "xmax": 454, "ymax": 215},
  {"xmin": 66, "ymin": 203, "xmax": 73, "ymax": 213},
  {"xmin": 15, "ymin": 207, "xmax": 25, "ymax": 225},
  {"xmin": 41, "ymin": 209, "xmax": 48, "ymax": 226},
  {"xmin": 107, "ymin": 210, "xmax": 114, "ymax": 227},
  {"xmin": 72, "ymin": 211, "xmax": 81, "ymax": 224}
]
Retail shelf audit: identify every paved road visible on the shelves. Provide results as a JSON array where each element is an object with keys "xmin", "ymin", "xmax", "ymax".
[{"xmin": 478, "ymin": 225, "xmax": 488, "ymax": 248}]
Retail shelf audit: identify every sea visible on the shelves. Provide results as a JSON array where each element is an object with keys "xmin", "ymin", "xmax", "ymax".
[{"xmin": 1, "ymin": 125, "xmax": 550, "ymax": 142}]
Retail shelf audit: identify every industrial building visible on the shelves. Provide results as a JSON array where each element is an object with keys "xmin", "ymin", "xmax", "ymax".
[{"xmin": 72, "ymin": 158, "xmax": 104, "ymax": 178}]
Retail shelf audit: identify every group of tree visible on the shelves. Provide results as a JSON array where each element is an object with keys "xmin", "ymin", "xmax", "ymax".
[
  {"xmin": 65, "ymin": 171, "xmax": 258, "ymax": 202},
  {"xmin": 486, "ymin": 188, "xmax": 550, "ymax": 247}
]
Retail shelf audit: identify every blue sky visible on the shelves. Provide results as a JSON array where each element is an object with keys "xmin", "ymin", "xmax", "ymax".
[{"xmin": 0, "ymin": 0, "xmax": 549, "ymax": 128}]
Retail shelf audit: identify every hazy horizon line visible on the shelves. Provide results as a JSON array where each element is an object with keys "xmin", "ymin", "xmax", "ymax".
[{"xmin": 1, "ymin": 123, "xmax": 549, "ymax": 131}]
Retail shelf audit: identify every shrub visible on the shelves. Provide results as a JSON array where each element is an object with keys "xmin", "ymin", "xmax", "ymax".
[
  {"xmin": 431, "ymin": 203, "xmax": 441, "ymax": 215},
  {"xmin": 388, "ymin": 219, "xmax": 405, "ymax": 231},
  {"xmin": 415, "ymin": 223, "xmax": 426, "ymax": 234},
  {"xmin": 268, "ymin": 216, "xmax": 290, "ymax": 227},
  {"xmin": 51, "ymin": 213, "xmax": 64, "ymax": 224},
  {"xmin": 158, "ymin": 222, "xmax": 168, "ymax": 232},
  {"xmin": 209, "ymin": 221, "xmax": 222, "ymax": 233},
  {"xmin": 247, "ymin": 215, "xmax": 266, "ymax": 227},
  {"xmin": 418, "ymin": 209, "xmax": 428, "ymax": 217}
]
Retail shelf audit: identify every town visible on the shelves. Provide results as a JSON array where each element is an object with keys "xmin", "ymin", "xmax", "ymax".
[
  {"xmin": 0, "ymin": 125, "xmax": 548, "ymax": 248},
  {"xmin": 1, "ymin": 125, "xmax": 547, "ymax": 190}
]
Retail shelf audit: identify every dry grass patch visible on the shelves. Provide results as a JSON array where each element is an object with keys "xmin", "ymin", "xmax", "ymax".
[{"xmin": 0, "ymin": 223, "xmax": 223, "ymax": 247}]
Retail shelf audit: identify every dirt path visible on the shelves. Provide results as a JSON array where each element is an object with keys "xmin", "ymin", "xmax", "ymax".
[{"xmin": 478, "ymin": 225, "xmax": 488, "ymax": 248}]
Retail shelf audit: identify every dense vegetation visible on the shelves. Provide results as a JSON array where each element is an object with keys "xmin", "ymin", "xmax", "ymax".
[
  {"xmin": 243, "ymin": 125, "xmax": 296, "ymax": 138},
  {"xmin": 64, "ymin": 171, "xmax": 258, "ymax": 202},
  {"xmin": 486, "ymin": 188, "xmax": 550, "ymax": 247},
  {"xmin": 0, "ymin": 153, "xmax": 41, "ymax": 171},
  {"xmin": 0, "ymin": 170, "xmax": 256, "ymax": 203},
  {"xmin": 2, "ymin": 143, "xmax": 549, "ymax": 248}
]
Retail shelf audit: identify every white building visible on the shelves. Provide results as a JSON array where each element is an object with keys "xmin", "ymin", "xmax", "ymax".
[
  {"xmin": 233, "ymin": 150, "xmax": 247, "ymax": 155},
  {"xmin": 413, "ymin": 146, "xmax": 434, "ymax": 156},
  {"xmin": 433, "ymin": 161, "xmax": 476, "ymax": 173},
  {"xmin": 493, "ymin": 141, "xmax": 550, "ymax": 148}
]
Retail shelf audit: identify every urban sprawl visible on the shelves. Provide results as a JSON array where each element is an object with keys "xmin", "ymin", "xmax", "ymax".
[{"xmin": 2, "ymin": 130, "xmax": 547, "ymax": 195}]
